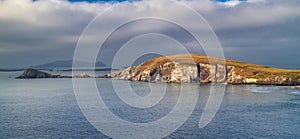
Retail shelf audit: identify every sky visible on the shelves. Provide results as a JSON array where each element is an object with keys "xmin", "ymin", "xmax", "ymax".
[{"xmin": 0, "ymin": 0, "xmax": 299, "ymax": 69}]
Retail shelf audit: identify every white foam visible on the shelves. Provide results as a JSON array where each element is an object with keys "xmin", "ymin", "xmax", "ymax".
[
  {"xmin": 243, "ymin": 86, "xmax": 300, "ymax": 95},
  {"xmin": 244, "ymin": 87, "xmax": 274, "ymax": 93},
  {"xmin": 291, "ymin": 90, "xmax": 300, "ymax": 95},
  {"xmin": 243, "ymin": 86, "xmax": 294, "ymax": 94}
]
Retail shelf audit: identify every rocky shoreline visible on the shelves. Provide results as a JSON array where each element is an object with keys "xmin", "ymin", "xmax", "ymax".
[
  {"xmin": 100, "ymin": 54, "xmax": 300, "ymax": 86},
  {"xmin": 16, "ymin": 54, "xmax": 300, "ymax": 86}
]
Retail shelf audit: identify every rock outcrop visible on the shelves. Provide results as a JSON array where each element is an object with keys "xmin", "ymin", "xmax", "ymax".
[
  {"xmin": 99, "ymin": 54, "xmax": 300, "ymax": 85},
  {"xmin": 73, "ymin": 73, "xmax": 91, "ymax": 78},
  {"xmin": 16, "ymin": 68, "xmax": 63, "ymax": 79},
  {"xmin": 16, "ymin": 68, "xmax": 92, "ymax": 79}
]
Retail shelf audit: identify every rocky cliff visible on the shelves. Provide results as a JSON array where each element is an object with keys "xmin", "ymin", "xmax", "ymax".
[{"xmin": 99, "ymin": 54, "xmax": 300, "ymax": 85}]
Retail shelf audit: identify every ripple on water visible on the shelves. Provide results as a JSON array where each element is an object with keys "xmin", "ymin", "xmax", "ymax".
[
  {"xmin": 291, "ymin": 90, "xmax": 300, "ymax": 95},
  {"xmin": 243, "ymin": 86, "xmax": 279, "ymax": 93},
  {"xmin": 243, "ymin": 86, "xmax": 298, "ymax": 94}
]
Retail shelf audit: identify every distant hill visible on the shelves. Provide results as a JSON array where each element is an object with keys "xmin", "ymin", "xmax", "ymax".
[
  {"xmin": 34, "ymin": 60, "xmax": 106, "ymax": 69},
  {"xmin": 0, "ymin": 68, "xmax": 25, "ymax": 72}
]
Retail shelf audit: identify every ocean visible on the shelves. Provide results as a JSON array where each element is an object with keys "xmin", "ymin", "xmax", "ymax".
[{"xmin": 0, "ymin": 71, "xmax": 300, "ymax": 138}]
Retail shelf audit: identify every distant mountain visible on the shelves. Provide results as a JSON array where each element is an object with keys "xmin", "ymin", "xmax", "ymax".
[{"xmin": 34, "ymin": 60, "xmax": 106, "ymax": 69}]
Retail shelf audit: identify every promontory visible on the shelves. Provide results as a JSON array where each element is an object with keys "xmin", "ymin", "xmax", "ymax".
[{"xmin": 99, "ymin": 54, "xmax": 300, "ymax": 85}]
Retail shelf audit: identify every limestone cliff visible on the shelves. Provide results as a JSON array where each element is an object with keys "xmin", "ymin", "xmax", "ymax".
[{"xmin": 99, "ymin": 54, "xmax": 300, "ymax": 85}]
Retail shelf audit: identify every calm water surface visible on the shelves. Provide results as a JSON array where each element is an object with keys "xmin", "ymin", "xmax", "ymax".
[{"xmin": 0, "ymin": 71, "xmax": 299, "ymax": 138}]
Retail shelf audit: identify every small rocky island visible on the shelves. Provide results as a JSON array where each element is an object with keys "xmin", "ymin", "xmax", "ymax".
[
  {"xmin": 100, "ymin": 54, "xmax": 300, "ymax": 86},
  {"xmin": 16, "ymin": 68, "xmax": 91, "ymax": 79}
]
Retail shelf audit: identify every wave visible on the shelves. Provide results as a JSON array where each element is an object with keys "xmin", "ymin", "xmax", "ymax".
[
  {"xmin": 243, "ymin": 86, "xmax": 299, "ymax": 94},
  {"xmin": 291, "ymin": 90, "xmax": 300, "ymax": 95},
  {"xmin": 244, "ymin": 87, "xmax": 276, "ymax": 93}
]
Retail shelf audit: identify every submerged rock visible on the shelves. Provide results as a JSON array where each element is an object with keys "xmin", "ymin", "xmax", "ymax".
[{"xmin": 99, "ymin": 54, "xmax": 300, "ymax": 85}]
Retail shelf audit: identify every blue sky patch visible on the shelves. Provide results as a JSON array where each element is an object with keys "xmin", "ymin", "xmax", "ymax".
[
  {"xmin": 215, "ymin": 0, "xmax": 247, "ymax": 2},
  {"xmin": 68, "ymin": 0, "xmax": 136, "ymax": 2}
]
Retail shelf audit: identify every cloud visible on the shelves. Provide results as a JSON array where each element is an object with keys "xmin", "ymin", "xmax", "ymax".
[
  {"xmin": 217, "ymin": 0, "xmax": 246, "ymax": 7},
  {"xmin": 0, "ymin": 0, "xmax": 299, "ymax": 68},
  {"xmin": 188, "ymin": 0, "xmax": 300, "ymax": 29},
  {"xmin": 0, "ymin": 0, "xmax": 110, "ymax": 67},
  {"xmin": 214, "ymin": 0, "xmax": 265, "ymax": 7}
]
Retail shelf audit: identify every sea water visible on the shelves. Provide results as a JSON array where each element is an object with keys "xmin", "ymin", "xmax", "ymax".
[{"xmin": 0, "ymin": 71, "xmax": 300, "ymax": 138}]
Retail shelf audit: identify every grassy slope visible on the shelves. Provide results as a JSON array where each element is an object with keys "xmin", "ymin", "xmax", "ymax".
[{"xmin": 134, "ymin": 54, "xmax": 300, "ymax": 79}]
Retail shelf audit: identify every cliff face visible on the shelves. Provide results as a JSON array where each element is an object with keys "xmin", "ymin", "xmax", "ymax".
[
  {"xmin": 225, "ymin": 66, "xmax": 299, "ymax": 85},
  {"xmin": 100, "ymin": 54, "xmax": 300, "ymax": 85}
]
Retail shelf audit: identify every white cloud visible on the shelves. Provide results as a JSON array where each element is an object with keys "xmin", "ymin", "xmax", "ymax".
[
  {"xmin": 216, "ymin": 0, "xmax": 265, "ymax": 7},
  {"xmin": 185, "ymin": 0, "xmax": 300, "ymax": 29},
  {"xmin": 218, "ymin": 0, "xmax": 244, "ymax": 7},
  {"xmin": 0, "ymin": 0, "xmax": 112, "ymax": 27}
]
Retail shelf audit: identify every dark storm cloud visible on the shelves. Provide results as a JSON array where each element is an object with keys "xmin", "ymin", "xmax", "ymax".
[
  {"xmin": 0, "ymin": 0, "xmax": 299, "ymax": 68},
  {"xmin": 194, "ymin": 0, "xmax": 300, "ymax": 68}
]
